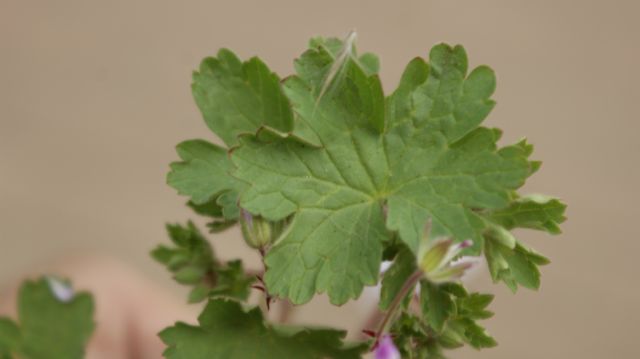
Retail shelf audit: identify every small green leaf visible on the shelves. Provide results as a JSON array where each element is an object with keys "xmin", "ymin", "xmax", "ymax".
[
  {"xmin": 457, "ymin": 293, "xmax": 494, "ymax": 320},
  {"xmin": 485, "ymin": 237, "xmax": 549, "ymax": 291},
  {"xmin": 174, "ymin": 266, "xmax": 206, "ymax": 284},
  {"xmin": 380, "ymin": 247, "xmax": 417, "ymax": 310},
  {"xmin": 391, "ymin": 312, "xmax": 446, "ymax": 358},
  {"xmin": 420, "ymin": 280, "xmax": 455, "ymax": 332},
  {"xmin": 151, "ymin": 245, "xmax": 174, "ymax": 264},
  {"xmin": 439, "ymin": 282, "xmax": 468, "ymax": 298},
  {"xmin": 488, "ymin": 194, "xmax": 567, "ymax": 234},
  {"xmin": 187, "ymin": 199, "xmax": 224, "ymax": 218},
  {"xmin": 188, "ymin": 285, "xmax": 210, "ymax": 304},
  {"xmin": 160, "ymin": 299, "xmax": 366, "ymax": 359},
  {"xmin": 480, "ymin": 192, "xmax": 559, "ymax": 291},
  {"xmin": 206, "ymin": 219, "xmax": 237, "ymax": 233},
  {"xmin": 152, "ymin": 222, "xmax": 254, "ymax": 302},
  {"xmin": 447, "ymin": 318, "xmax": 497, "ymax": 349},
  {"xmin": 185, "ymin": 189, "xmax": 245, "ymax": 233},
  {"xmin": 208, "ymin": 260, "xmax": 254, "ymax": 301}
]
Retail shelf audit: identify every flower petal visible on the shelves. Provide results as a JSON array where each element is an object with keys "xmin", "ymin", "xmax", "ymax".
[{"xmin": 375, "ymin": 335, "xmax": 401, "ymax": 359}]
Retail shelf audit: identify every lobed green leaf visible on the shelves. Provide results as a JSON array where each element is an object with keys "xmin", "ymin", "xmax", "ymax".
[
  {"xmin": 232, "ymin": 41, "xmax": 535, "ymax": 304},
  {"xmin": 169, "ymin": 36, "xmax": 565, "ymax": 307},
  {"xmin": 0, "ymin": 279, "xmax": 94, "ymax": 359}
]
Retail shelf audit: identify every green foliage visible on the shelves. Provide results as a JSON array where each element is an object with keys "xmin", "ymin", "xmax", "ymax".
[
  {"xmin": 169, "ymin": 36, "xmax": 563, "ymax": 305},
  {"xmin": 160, "ymin": 299, "xmax": 367, "ymax": 359},
  {"xmin": 152, "ymin": 221, "xmax": 254, "ymax": 302},
  {"xmin": 167, "ymin": 140, "xmax": 243, "ymax": 219},
  {"xmin": 488, "ymin": 194, "xmax": 566, "ymax": 234},
  {"xmin": 420, "ymin": 282, "xmax": 496, "ymax": 349},
  {"xmin": 379, "ymin": 247, "xmax": 417, "ymax": 310},
  {"xmin": 0, "ymin": 278, "xmax": 94, "ymax": 359},
  {"xmin": 420, "ymin": 281, "xmax": 456, "ymax": 332},
  {"xmin": 391, "ymin": 312, "xmax": 444, "ymax": 359},
  {"xmin": 1, "ymin": 35, "xmax": 566, "ymax": 359},
  {"xmin": 485, "ymin": 239, "xmax": 550, "ymax": 291},
  {"xmin": 0, "ymin": 318, "xmax": 20, "ymax": 358},
  {"xmin": 160, "ymin": 34, "xmax": 566, "ymax": 357},
  {"xmin": 482, "ymin": 194, "xmax": 564, "ymax": 291},
  {"xmin": 388, "ymin": 282, "xmax": 495, "ymax": 358},
  {"xmin": 192, "ymin": 49, "xmax": 295, "ymax": 147}
]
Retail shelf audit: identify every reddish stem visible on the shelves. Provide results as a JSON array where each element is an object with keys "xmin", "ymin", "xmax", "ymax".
[{"xmin": 372, "ymin": 270, "xmax": 423, "ymax": 348}]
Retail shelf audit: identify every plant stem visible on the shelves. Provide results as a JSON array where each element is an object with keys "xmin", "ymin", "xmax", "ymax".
[{"xmin": 373, "ymin": 269, "xmax": 423, "ymax": 348}]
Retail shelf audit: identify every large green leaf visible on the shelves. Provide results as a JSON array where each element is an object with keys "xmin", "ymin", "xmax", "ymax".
[
  {"xmin": 231, "ymin": 41, "xmax": 535, "ymax": 305},
  {"xmin": 160, "ymin": 299, "xmax": 366, "ymax": 359}
]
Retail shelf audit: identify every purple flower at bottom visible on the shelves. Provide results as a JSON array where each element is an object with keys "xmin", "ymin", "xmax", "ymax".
[{"xmin": 375, "ymin": 335, "xmax": 401, "ymax": 359}]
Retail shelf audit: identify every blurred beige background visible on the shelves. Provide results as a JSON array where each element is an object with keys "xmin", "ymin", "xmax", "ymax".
[{"xmin": 1, "ymin": 0, "xmax": 638, "ymax": 358}]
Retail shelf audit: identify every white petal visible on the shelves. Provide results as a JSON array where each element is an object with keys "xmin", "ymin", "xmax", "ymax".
[{"xmin": 46, "ymin": 277, "xmax": 74, "ymax": 303}]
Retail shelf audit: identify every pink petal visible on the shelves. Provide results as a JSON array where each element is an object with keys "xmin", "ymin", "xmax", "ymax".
[{"xmin": 375, "ymin": 335, "xmax": 401, "ymax": 359}]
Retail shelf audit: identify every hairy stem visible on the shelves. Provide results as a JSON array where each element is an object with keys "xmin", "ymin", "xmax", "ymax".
[{"xmin": 373, "ymin": 269, "xmax": 424, "ymax": 348}]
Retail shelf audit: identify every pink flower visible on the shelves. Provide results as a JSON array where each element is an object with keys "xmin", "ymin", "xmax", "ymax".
[{"xmin": 375, "ymin": 335, "xmax": 400, "ymax": 359}]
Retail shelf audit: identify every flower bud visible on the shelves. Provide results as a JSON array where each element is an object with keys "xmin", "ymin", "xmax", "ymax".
[
  {"xmin": 419, "ymin": 238, "xmax": 475, "ymax": 283},
  {"xmin": 240, "ymin": 209, "xmax": 274, "ymax": 249}
]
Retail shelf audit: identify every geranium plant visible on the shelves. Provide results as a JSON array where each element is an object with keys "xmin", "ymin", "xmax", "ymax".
[{"xmin": 0, "ymin": 33, "xmax": 566, "ymax": 358}]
